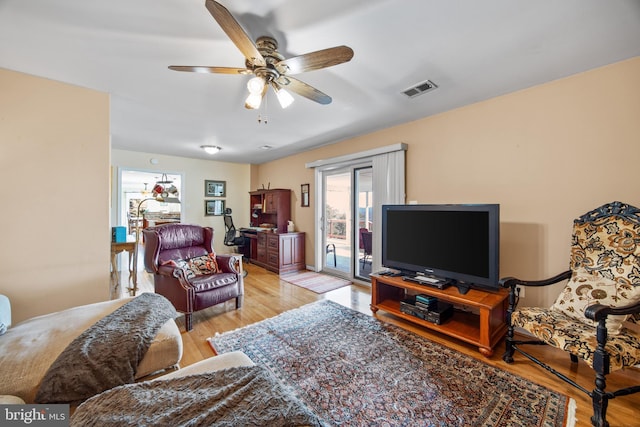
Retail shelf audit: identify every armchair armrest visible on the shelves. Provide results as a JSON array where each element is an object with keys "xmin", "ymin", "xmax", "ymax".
[
  {"xmin": 500, "ymin": 270, "xmax": 572, "ymax": 289},
  {"xmin": 585, "ymin": 301, "xmax": 640, "ymax": 322},
  {"xmin": 155, "ymin": 264, "xmax": 197, "ymax": 291},
  {"xmin": 502, "ymin": 270, "xmax": 572, "ymax": 312},
  {"xmin": 216, "ymin": 254, "xmax": 242, "ymax": 275},
  {"xmin": 157, "ymin": 264, "xmax": 177, "ymax": 277}
]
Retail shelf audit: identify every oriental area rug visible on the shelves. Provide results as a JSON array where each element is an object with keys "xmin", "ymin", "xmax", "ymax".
[
  {"xmin": 209, "ymin": 300, "xmax": 576, "ymax": 427},
  {"xmin": 281, "ymin": 271, "xmax": 351, "ymax": 294}
]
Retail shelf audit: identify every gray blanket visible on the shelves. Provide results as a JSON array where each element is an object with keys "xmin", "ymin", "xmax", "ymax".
[
  {"xmin": 71, "ymin": 365, "xmax": 326, "ymax": 427},
  {"xmin": 35, "ymin": 293, "xmax": 177, "ymax": 404}
]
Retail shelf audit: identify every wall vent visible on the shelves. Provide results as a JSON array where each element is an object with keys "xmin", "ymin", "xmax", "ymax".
[{"xmin": 402, "ymin": 80, "xmax": 438, "ymax": 98}]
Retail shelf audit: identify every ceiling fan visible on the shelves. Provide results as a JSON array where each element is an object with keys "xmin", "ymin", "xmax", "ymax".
[{"xmin": 169, "ymin": 0, "xmax": 354, "ymax": 110}]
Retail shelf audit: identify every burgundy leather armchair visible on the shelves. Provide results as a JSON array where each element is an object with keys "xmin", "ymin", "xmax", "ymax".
[{"xmin": 142, "ymin": 224, "xmax": 243, "ymax": 331}]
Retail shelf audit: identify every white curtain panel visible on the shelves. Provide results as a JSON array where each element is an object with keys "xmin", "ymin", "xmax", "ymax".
[{"xmin": 371, "ymin": 150, "xmax": 406, "ymax": 274}]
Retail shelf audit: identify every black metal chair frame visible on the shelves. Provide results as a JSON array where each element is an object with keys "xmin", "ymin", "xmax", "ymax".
[
  {"xmin": 360, "ymin": 230, "xmax": 372, "ymax": 268},
  {"xmin": 326, "ymin": 243, "xmax": 336, "ymax": 267}
]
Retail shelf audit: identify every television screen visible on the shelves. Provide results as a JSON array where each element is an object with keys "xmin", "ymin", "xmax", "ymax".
[{"xmin": 381, "ymin": 204, "xmax": 500, "ymax": 293}]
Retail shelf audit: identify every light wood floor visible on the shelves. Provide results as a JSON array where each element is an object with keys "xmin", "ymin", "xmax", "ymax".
[{"xmin": 131, "ymin": 263, "xmax": 639, "ymax": 427}]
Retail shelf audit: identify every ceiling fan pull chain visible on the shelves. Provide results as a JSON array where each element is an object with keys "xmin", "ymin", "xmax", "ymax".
[{"xmin": 258, "ymin": 93, "xmax": 268, "ymax": 124}]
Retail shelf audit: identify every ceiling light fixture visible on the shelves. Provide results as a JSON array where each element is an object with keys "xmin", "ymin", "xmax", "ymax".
[
  {"xmin": 247, "ymin": 76, "xmax": 265, "ymax": 94},
  {"xmin": 245, "ymin": 92, "xmax": 263, "ymax": 110},
  {"xmin": 245, "ymin": 76, "xmax": 266, "ymax": 109},
  {"xmin": 243, "ymin": 69, "xmax": 295, "ymax": 111},
  {"xmin": 201, "ymin": 145, "xmax": 221, "ymax": 155},
  {"xmin": 272, "ymin": 84, "xmax": 294, "ymax": 109}
]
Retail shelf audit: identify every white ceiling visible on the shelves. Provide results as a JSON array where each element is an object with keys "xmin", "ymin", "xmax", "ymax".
[{"xmin": 1, "ymin": 0, "xmax": 639, "ymax": 164}]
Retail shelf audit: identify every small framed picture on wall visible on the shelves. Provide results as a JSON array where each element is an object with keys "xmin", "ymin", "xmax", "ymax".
[
  {"xmin": 205, "ymin": 199, "xmax": 225, "ymax": 216},
  {"xmin": 301, "ymin": 183, "xmax": 310, "ymax": 207},
  {"xmin": 205, "ymin": 180, "xmax": 226, "ymax": 197}
]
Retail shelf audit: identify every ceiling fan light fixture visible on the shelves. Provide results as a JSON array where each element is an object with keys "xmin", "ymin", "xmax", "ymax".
[
  {"xmin": 274, "ymin": 86, "xmax": 294, "ymax": 109},
  {"xmin": 201, "ymin": 145, "xmax": 221, "ymax": 154},
  {"xmin": 245, "ymin": 92, "xmax": 263, "ymax": 109},
  {"xmin": 247, "ymin": 76, "xmax": 265, "ymax": 94},
  {"xmin": 169, "ymin": 1, "xmax": 354, "ymax": 113}
]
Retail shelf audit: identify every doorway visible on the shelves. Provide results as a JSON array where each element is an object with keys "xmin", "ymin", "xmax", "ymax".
[
  {"xmin": 320, "ymin": 165, "xmax": 373, "ymax": 281},
  {"xmin": 117, "ymin": 169, "xmax": 183, "ymax": 236}
]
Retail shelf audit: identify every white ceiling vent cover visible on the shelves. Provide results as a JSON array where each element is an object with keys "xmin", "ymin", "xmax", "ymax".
[{"xmin": 402, "ymin": 80, "xmax": 438, "ymax": 98}]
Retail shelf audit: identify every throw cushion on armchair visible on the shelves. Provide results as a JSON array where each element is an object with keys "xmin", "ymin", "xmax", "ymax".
[{"xmin": 163, "ymin": 253, "xmax": 219, "ymax": 279}]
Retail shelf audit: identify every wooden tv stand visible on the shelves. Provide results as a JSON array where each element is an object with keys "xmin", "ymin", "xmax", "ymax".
[{"xmin": 370, "ymin": 274, "xmax": 509, "ymax": 357}]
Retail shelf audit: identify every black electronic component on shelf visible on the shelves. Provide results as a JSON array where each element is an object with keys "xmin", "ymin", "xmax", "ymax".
[{"xmin": 400, "ymin": 297, "xmax": 453, "ymax": 325}]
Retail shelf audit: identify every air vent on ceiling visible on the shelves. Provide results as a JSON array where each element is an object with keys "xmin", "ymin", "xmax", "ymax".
[{"xmin": 402, "ymin": 79, "xmax": 438, "ymax": 98}]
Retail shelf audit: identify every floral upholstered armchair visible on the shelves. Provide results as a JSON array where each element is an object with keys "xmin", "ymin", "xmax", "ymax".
[{"xmin": 501, "ymin": 201, "xmax": 640, "ymax": 427}]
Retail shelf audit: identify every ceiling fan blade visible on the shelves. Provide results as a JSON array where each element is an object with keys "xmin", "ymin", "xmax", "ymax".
[
  {"xmin": 168, "ymin": 65, "xmax": 251, "ymax": 75},
  {"xmin": 278, "ymin": 77, "xmax": 332, "ymax": 105},
  {"xmin": 276, "ymin": 46, "xmax": 354, "ymax": 75},
  {"xmin": 205, "ymin": 0, "xmax": 266, "ymax": 67}
]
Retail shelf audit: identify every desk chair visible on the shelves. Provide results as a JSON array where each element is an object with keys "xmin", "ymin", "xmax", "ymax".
[{"xmin": 223, "ymin": 210, "xmax": 248, "ymax": 277}]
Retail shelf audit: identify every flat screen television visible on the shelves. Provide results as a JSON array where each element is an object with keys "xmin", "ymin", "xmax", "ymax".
[{"xmin": 381, "ymin": 204, "xmax": 500, "ymax": 294}]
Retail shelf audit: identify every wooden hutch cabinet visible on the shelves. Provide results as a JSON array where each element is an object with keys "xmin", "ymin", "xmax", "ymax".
[
  {"xmin": 249, "ymin": 189, "xmax": 291, "ymax": 232},
  {"xmin": 244, "ymin": 189, "xmax": 305, "ymax": 274}
]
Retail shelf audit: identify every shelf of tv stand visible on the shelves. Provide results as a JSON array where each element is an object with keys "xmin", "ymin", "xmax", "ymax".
[{"xmin": 370, "ymin": 274, "xmax": 509, "ymax": 357}]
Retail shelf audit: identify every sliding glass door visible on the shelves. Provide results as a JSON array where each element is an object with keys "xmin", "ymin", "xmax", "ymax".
[
  {"xmin": 311, "ymin": 143, "xmax": 406, "ymax": 282},
  {"xmin": 320, "ymin": 164, "xmax": 373, "ymax": 281},
  {"xmin": 355, "ymin": 168, "xmax": 373, "ymax": 280},
  {"xmin": 322, "ymin": 169, "xmax": 351, "ymax": 275}
]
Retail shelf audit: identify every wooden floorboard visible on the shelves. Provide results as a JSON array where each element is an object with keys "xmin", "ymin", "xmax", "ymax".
[{"xmin": 131, "ymin": 263, "xmax": 639, "ymax": 427}]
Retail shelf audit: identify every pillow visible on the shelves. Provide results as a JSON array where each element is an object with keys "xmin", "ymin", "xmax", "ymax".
[
  {"xmin": 0, "ymin": 322, "xmax": 6, "ymax": 336},
  {"xmin": 551, "ymin": 268, "xmax": 640, "ymax": 334},
  {"xmin": 171, "ymin": 259, "xmax": 197, "ymax": 279},
  {"xmin": 169, "ymin": 253, "xmax": 219, "ymax": 279},
  {"xmin": 187, "ymin": 253, "xmax": 219, "ymax": 275}
]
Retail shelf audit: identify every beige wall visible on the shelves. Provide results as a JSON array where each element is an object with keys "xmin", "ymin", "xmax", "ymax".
[
  {"xmin": 255, "ymin": 57, "xmax": 640, "ymax": 306},
  {"xmin": 3, "ymin": 57, "xmax": 637, "ymax": 321},
  {"xmin": 111, "ymin": 150, "xmax": 251, "ymax": 255},
  {"xmin": 0, "ymin": 68, "xmax": 110, "ymax": 323}
]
